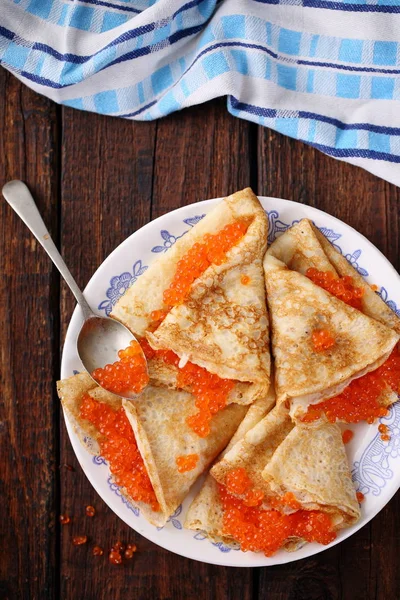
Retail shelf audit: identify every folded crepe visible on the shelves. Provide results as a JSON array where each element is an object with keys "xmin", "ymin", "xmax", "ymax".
[
  {"xmin": 184, "ymin": 386, "xmax": 277, "ymax": 542},
  {"xmin": 267, "ymin": 218, "xmax": 400, "ymax": 334},
  {"xmin": 186, "ymin": 402, "xmax": 360, "ymax": 553},
  {"xmin": 57, "ymin": 373, "xmax": 247, "ymax": 527},
  {"xmin": 112, "ymin": 188, "xmax": 270, "ymax": 405},
  {"xmin": 263, "ymin": 254, "xmax": 399, "ymax": 419}
]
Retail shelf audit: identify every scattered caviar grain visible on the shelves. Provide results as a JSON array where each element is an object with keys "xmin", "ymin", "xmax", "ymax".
[
  {"xmin": 85, "ymin": 505, "xmax": 95, "ymax": 517},
  {"xmin": 162, "ymin": 221, "xmax": 248, "ymax": 309},
  {"xmin": 111, "ymin": 541, "xmax": 125, "ymax": 553},
  {"xmin": 306, "ymin": 268, "xmax": 364, "ymax": 310},
  {"xmin": 241, "ymin": 275, "xmax": 251, "ymax": 285},
  {"xmin": 342, "ymin": 429, "xmax": 354, "ymax": 444},
  {"xmin": 371, "ymin": 285, "xmax": 379, "ymax": 292},
  {"xmin": 381, "ymin": 434, "xmax": 391, "ymax": 442},
  {"xmin": 92, "ymin": 339, "xmax": 148, "ymax": 396},
  {"xmin": 312, "ymin": 329, "xmax": 335, "ymax": 352},
  {"xmin": 64, "ymin": 463, "xmax": 75, "ymax": 472},
  {"xmin": 109, "ymin": 551, "xmax": 122, "ymax": 565},
  {"xmin": 73, "ymin": 536, "xmax": 87, "ymax": 546},
  {"xmin": 302, "ymin": 345, "xmax": 400, "ymax": 425},
  {"xmin": 124, "ymin": 545, "xmax": 137, "ymax": 559},
  {"xmin": 219, "ymin": 485, "xmax": 336, "ymax": 556},
  {"xmin": 378, "ymin": 423, "xmax": 388, "ymax": 434},
  {"xmin": 356, "ymin": 491, "xmax": 365, "ymax": 503},
  {"xmin": 176, "ymin": 454, "xmax": 199, "ymax": 473},
  {"xmin": 225, "ymin": 467, "xmax": 252, "ymax": 496},
  {"xmin": 281, "ymin": 492, "xmax": 301, "ymax": 510},
  {"xmin": 140, "ymin": 341, "xmax": 235, "ymax": 438},
  {"xmin": 59, "ymin": 514, "xmax": 71, "ymax": 525},
  {"xmin": 92, "ymin": 545, "xmax": 103, "ymax": 556},
  {"xmin": 243, "ymin": 488, "xmax": 265, "ymax": 507},
  {"xmin": 80, "ymin": 396, "xmax": 159, "ymax": 510}
]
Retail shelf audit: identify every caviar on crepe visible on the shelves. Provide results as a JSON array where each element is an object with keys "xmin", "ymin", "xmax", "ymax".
[
  {"xmin": 219, "ymin": 483, "xmax": 336, "ymax": 556},
  {"xmin": 92, "ymin": 339, "xmax": 148, "ymax": 396},
  {"xmin": 141, "ymin": 341, "xmax": 235, "ymax": 438},
  {"xmin": 176, "ymin": 454, "xmax": 199, "ymax": 473},
  {"xmin": 302, "ymin": 345, "xmax": 400, "ymax": 424},
  {"xmin": 162, "ymin": 221, "xmax": 248, "ymax": 310},
  {"xmin": 312, "ymin": 329, "xmax": 335, "ymax": 352},
  {"xmin": 79, "ymin": 395, "xmax": 159, "ymax": 510},
  {"xmin": 306, "ymin": 268, "xmax": 364, "ymax": 310}
]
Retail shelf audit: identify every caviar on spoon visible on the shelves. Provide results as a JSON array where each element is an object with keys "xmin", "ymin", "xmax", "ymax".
[{"xmin": 2, "ymin": 180, "xmax": 148, "ymax": 398}]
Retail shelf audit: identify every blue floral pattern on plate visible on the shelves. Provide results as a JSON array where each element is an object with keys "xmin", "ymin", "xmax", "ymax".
[{"xmin": 91, "ymin": 208, "xmax": 400, "ymax": 552}]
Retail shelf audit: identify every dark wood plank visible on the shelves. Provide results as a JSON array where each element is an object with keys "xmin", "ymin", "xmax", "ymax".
[
  {"xmin": 0, "ymin": 69, "xmax": 60, "ymax": 599},
  {"xmin": 257, "ymin": 128, "xmax": 400, "ymax": 600},
  {"xmin": 59, "ymin": 107, "xmax": 157, "ymax": 600},
  {"xmin": 59, "ymin": 99, "xmax": 256, "ymax": 600}
]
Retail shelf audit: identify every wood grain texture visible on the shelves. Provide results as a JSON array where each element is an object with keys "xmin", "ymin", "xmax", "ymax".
[{"xmin": 0, "ymin": 69, "xmax": 60, "ymax": 599}]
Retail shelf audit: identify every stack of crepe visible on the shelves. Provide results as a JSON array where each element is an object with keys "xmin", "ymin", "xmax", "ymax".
[{"xmin": 57, "ymin": 189, "xmax": 400, "ymax": 557}]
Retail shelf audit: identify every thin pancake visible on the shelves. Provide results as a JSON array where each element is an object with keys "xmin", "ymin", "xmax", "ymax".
[
  {"xmin": 263, "ymin": 254, "xmax": 399, "ymax": 419},
  {"xmin": 123, "ymin": 386, "xmax": 247, "ymax": 526},
  {"xmin": 146, "ymin": 189, "xmax": 270, "ymax": 403},
  {"xmin": 57, "ymin": 373, "xmax": 247, "ymax": 527},
  {"xmin": 267, "ymin": 218, "xmax": 400, "ymax": 334},
  {"xmin": 184, "ymin": 388, "xmax": 277, "ymax": 542},
  {"xmin": 56, "ymin": 373, "xmax": 162, "ymax": 525},
  {"xmin": 263, "ymin": 422, "xmax": 360, "ymax": 527}
]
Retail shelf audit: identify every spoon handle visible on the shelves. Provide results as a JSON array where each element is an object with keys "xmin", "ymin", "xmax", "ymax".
[{"xmin": 2, "ymin": 180, "xmax": 94, "ymax": 321}]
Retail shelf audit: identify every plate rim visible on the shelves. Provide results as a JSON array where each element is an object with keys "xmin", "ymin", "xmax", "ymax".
[{"xmin": 61, "ymin": 195, "xmax": 400, "ymax": 567}]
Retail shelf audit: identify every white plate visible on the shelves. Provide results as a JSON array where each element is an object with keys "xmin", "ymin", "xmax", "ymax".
[{"xmin": 61, "ymin": 197, "xmax": 400, "ymax": 567}]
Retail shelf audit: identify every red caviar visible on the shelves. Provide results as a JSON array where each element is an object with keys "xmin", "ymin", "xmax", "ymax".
[
  {"xmin": 312, "ymin": 329, "xmax": 335, "ymax": 352},
  {"xmin": 241, "ymin": 275, "xmax": 251, "ymax": 285},
  {"xmin": 79, "ymin": 395, "xmax": 159, "ymax": 510},
  {"xmin": 302, "ymin": 345, "xmax": 400, "ymax": 424},
  {"xmin": 141, "ymin": 340, "xmax": 235, "ymax": 438},
  {"xmin": 92, "ymin": 545, "xmax": 104, "ymax": 556},
  {"xmin": 243, "ymin": 488, "xmax": 265, "ymax": 507},
  {"xmin": 225, "ymin": 467, "xmax": 253, "ymax": 496},
  {"xmin": 379, "ymin": 424, "xmax": 391, "ymax": 441},
  {"xmin": 85, "ymin": 505, "xmax": 95, "ymax": 517},
  {"xmin": 124, "ymin": 544, "xmax": 137, "ymax": 559},
  {"xmin": 59, "ymin": 514, "xmax": 70, "ymax": 525},
  {"xmin": 73, "ymin": 536, "xmax": 87, "ymax": 546},
  {"xmin": 306, "ymin": 268, "xmax": 364, "ymax": 310},
  {"xmin": 176, "ymin": 454, "xmax": 199, "ymax": 473},
  {"xmin": 162, "ymin": 221, "xmax": 248, "ymax": 308},
  {"xmin": 219, "ymin": 485, "xmax": 336, "ymax": 556},
  {"xmin": 342, "ymin": 429, "xmax": 354, "ymax": 444},
  {"xmin": 64, "ymin": 463, "xmax": 75, "ymax": 472},
  {"xmin": 356, "ymin": 491, "xmax": 365, "ymax": 503},
  {"xmin": 92, "ymin": 339, "xmax": 148, "ymax": 396},
  {"xmin": 109, "ymin": 551, "xmax": 123, "ymax": 565}
]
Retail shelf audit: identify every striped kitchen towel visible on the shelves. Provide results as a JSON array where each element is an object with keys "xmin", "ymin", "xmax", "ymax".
[{"xmin": 1, "ymin": 0, "xmax": 400, "ymax": 185}]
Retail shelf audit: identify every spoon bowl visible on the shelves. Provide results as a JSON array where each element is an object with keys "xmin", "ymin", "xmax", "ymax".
[{"xmin": 2, "ymin": 180, "xmax": 147, "ymax": 400}]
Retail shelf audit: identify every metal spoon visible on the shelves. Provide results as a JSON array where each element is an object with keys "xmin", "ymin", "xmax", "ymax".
[{"xmin": 2, "ymin": 180, "xmax": 147, "ymax": 399}]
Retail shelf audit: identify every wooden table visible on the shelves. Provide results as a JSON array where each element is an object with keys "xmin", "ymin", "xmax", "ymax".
[{"xmin": 1, "ymin": 67, "xmax": 400, "ymax": 600}]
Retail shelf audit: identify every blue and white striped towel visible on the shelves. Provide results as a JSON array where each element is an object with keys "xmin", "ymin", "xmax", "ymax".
[{"xmin": 1, "ymin": 0, "xmax": 400, "ymax": 185}]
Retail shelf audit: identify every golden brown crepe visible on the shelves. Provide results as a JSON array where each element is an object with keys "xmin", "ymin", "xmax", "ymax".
[
  {"xmin": 57, "ymin": 373, "xmax": 247, "ymax": 527},
  {"xmin": 112, "ymin": 188, "xmax": 270, "ymax": 405},
  {"xmin": 186, "ymin": 402, "xmax": 360, "ymax": 551},
  {"xmin": 267, "ymin": 218, "xmax": 400, "ymax": 333},
  {"xmin": 184, "ymin": 387, "xmax": 277, "ymax": 542},
  {"xmin": 262, "ymin": 422, "xmax": 360, "ymax": 527},
  {"xmin": 263, "ymin": 254, "xmax": 399, "ymax": 419}
]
